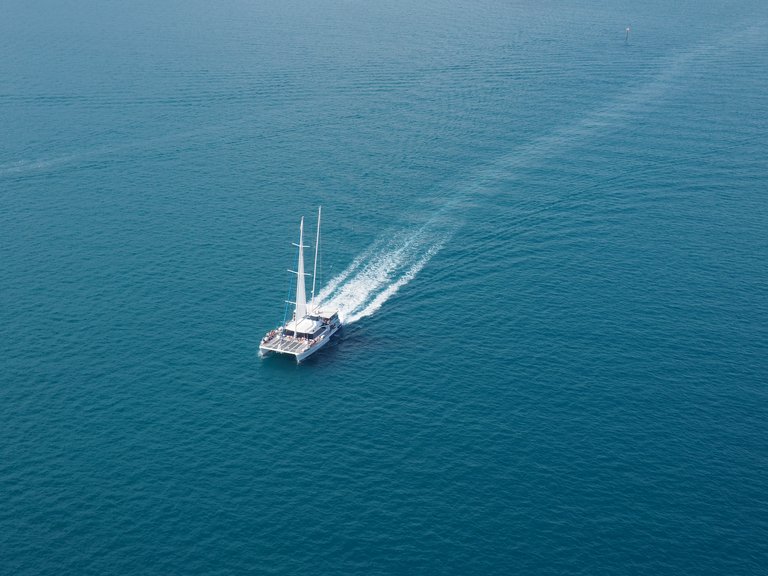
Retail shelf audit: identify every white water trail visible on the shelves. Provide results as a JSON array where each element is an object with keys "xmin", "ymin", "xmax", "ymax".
[
  {"xmin": 343, "ymin": 239, "xmax": 446, "ymax": 324},
  {"xmin": 308, "ymin": 24, "xmax": 767, "ymax": 327},
  {"xmin": 317, "ymin": 224, "xmax": 450, "ymax": 325},
  {"xmin": 315, "ymin": 241, "xmax": 380, "ymax": 303}
]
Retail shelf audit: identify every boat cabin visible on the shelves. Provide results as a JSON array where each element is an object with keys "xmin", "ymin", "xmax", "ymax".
[
  {"xmin": 283, "ymin": 309, "xmax": 340, "ymax": 339},
  {"xmin": 283, "ymin": 316, "xmax": 324, "ymax": 339},
  {"xmin": 312, "ymin": 307, "xmax": 340, "ymax": 326}
]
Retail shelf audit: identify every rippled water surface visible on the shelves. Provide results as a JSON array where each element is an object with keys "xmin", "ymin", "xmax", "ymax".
[{"xmin": 2, "ymin": 1, "xmax": 767, "ymax": 574}]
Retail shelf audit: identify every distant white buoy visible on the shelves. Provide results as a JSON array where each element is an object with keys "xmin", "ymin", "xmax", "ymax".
[{"xmin": 625, "ymin": 26, "xmax": 631, "ymax": 43}]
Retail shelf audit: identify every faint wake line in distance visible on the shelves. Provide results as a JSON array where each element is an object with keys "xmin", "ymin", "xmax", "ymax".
[{"xmin": 313, "ymin": 24, "xmax": 767, "ymax": 327}]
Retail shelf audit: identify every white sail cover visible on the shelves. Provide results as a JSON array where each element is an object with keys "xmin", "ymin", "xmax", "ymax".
[{"xmin": 294, "ymin": 217, "xmax": 308, "ymax": 320}]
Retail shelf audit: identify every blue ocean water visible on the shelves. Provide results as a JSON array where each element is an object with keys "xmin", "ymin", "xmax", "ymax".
[{"xmin": 2, "ymin": 0, "xmax": 767, "ymax": 573}]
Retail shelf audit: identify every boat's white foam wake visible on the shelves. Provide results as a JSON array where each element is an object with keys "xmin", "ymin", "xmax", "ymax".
[
  {"xmin": 316, "ymin": 225, "xmax": 449, "ymax": 325},
  {"xmin": 298, "ymin": 24, "xmax": 768, "ymax": 329}
]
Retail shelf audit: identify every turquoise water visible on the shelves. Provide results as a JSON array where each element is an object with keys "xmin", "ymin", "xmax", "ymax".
[{"xmin": 2, "ymin": 1, "xmax": 767, "ymax": 573}]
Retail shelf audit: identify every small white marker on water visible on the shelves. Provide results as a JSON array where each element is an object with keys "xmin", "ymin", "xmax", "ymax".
[{"xmin": 625, "ymin": 26, "xmax": 631, "ymax": 43}]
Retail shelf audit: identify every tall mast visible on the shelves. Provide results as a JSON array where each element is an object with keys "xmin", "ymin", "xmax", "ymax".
[
  {"xmin": 292, "ymin": 217, "xmax": 308, "ymax": 321},
  {"xmin": 311, "ymin": 206, "xmax": 321, "ymax": 310}
]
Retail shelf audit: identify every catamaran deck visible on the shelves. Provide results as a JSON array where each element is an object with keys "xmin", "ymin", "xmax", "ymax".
[{"xmin": 260, "ymin": 334, "xmax": 311, "ymax": 356}]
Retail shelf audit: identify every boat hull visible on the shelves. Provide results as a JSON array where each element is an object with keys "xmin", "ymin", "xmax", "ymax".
[{"xmin": 259, "ymin": 324, "xmax": 340, "ymax": 363}]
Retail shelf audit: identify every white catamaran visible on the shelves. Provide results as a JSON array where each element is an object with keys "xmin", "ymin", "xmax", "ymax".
[{"xmin": 259, "ymin": 207, "xmax": 341, "ymax": 363}]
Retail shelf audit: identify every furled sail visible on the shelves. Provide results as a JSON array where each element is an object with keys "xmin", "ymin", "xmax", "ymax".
[{"xmin": 294, "ymin": 217, "xmax": 308, "ymax": 320}]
